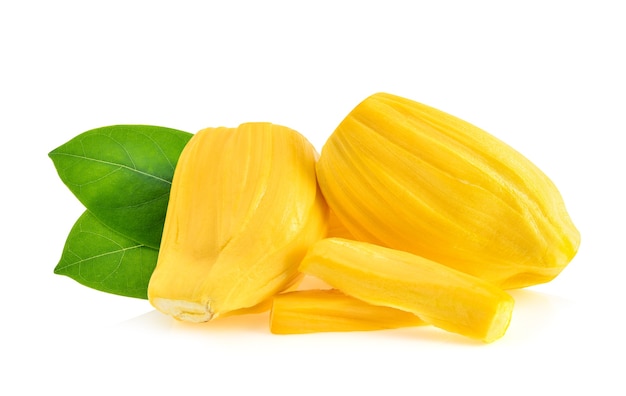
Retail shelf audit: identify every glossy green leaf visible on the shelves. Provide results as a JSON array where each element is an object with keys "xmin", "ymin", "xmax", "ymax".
[
  {"xmin": 54, "ymin": 211, "xmax": 159, "ymax": 299},
  {"xmin": 49, "ymin": 125, "xmax": 192, "ymax": 248}
]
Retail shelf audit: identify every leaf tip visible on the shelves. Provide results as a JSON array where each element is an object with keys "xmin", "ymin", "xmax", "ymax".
[
  {"xmin": 53, "ymin": 263, "xmax": 65, "ymax": 275},
  {"xmin": 48, "ymin": 146, "xmax": 62, "ymax": 161}
]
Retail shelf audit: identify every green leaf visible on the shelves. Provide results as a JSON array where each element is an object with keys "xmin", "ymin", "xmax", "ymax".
[
  {"xmin": 49, "ymin": 125, "xmax": 192, "ymax": 248},
  {"xmin": 54, "ymin": 211, "xmax": 159, "ymax": 299}
]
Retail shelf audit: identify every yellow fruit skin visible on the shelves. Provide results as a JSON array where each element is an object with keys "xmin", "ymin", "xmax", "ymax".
[
  {"xmin": 316, "ymin": 92, "xmax": 580, "ymax": 289},
  {"xmin": 300, "ymin": 238, "xmax": 514, "ymax": 343},
  {"xmin": 270, "ymin": 289, "xmax": 426, "ymax": 334},
  {"xmin": 148, "ymin": 123, "xmax": 328, "ymax": 322}
]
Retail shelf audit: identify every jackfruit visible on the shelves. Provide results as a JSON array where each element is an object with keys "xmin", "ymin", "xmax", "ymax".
[
  {"xmin": 300, "ymin": 238, "xmax": 514, "ymax": 343},
  {"xmin": 316, "ymin": 93, "xmax": 580, "ymax": 289},
  {"xmin": 270, "ymin": 289, "xmax": 426, "ymax": 334},
  {"xmin": 148, "ymin": 123, "xmax": 328, "ymax": 322}
]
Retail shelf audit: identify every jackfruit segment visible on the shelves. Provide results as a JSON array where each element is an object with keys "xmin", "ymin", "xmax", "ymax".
[
  {"xmin": 270, "ymin": 289, "xmax": 426, "ymax": 334},
  {"xmin": 148, "ymin": 123, "xmax": 328, "ymax": 321},
  {"xmin": 299, "ymin": 238, "xmax": 515, "ymax": 343},
  {"xmin": 316, "ymin": 92, "xmax": 580, "ymax": 289}
]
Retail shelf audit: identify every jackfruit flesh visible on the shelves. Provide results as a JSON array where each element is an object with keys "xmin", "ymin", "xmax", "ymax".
[
  {"xmin": 270, "ymin": 289, "xmax": 426, "ymax": 334},
  {"xmin": 299, "ymin": 238, "xmax": 515, "ymax": 343},
  {"xmin": 316, "ymin": 93, "xmax": 580, "ymax": 289},
  {"xmin": 148, "ymin": 123, "xmax": 328, "ymax": 322}
]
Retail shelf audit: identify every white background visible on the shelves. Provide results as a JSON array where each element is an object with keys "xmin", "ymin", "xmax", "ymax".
[{"xmin": 2, "ymin": 1, "xmax": 624, "ymax": 394}]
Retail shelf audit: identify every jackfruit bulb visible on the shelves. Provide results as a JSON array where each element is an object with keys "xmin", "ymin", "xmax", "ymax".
[
  {"xmin": 316, "ymin": 93, "xmax": 580, "ymax": 289},
  {"xmin": 148, "ymin": 123, "xmax": 328, "ymax": 322}
]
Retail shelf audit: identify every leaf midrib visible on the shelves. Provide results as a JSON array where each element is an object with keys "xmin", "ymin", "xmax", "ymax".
[
  {"xmin": 51, "ymin": 152, "xmax": 172, "ymax": 185},
  {"xmin": 56, "ymin": 244, "xmax": 151, "ymax": 271}
]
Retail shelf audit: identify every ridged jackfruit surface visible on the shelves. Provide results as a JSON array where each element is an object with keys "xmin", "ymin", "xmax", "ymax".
[
  {"xmin": 148, "ymin": 123, "xmax": 328, "ymax": 322},
  {"xmin": 316, "ymin": 93, "xmax": 580, "ymax": 289}
]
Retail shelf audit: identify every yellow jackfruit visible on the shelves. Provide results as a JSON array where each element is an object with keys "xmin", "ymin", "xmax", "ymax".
[
  {"xmin": 148, "ymin": 123, "xmax": 328, "ymax": 322},
  {"xmin": 300, "ymin": 238, "xmax": 514, "ymax": 343},
  {"xmin": 270, "ymin": 289, "xmax": 426, "ymax": 334},
  {"xmin": 316, "ymin": 93, "xmax": 580, "ymax": 289}
]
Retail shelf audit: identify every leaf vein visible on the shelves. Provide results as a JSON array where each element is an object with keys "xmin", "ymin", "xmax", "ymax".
[
  {"xmin": 51, "ymin": 152, "xmax": 171, "ymax": 185},
  {"xmin": 108, "ymin": 134, "xmax": 138, "ymax": 170},
  {"xmin": 61, "ymin": 245, "xmax": 145, "ymax": 270},
  {"xmin": 138, "ymin": 131, "xmax": 176, "ymax": 172}
]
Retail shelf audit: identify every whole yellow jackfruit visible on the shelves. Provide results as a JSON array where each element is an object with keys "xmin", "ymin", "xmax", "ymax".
[
  {"xmin": 148, "ymin": 122, "xmax": 328, "ymax": 322},
  {"xmin": 316, "ymin": 93, "xmax": 580, "ymax": 289}
]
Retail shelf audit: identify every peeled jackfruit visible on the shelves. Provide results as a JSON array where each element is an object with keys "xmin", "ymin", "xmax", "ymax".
[
  {"xmin": 270, "ymin": 289, "xmax": 426, "ymax": 334},
  {"xmin": 300, "ymin": 238, "xmax": 515, "ymax": 343},
  {"xmin": 316, "ymin": 93, "xmax": 580, "ymax": 289},
  {"xmin": 148, "ymin": 123, "xmax": 328, "ymax": 322}
]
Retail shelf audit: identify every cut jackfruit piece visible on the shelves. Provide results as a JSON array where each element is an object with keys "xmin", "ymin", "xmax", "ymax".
[{"xmin": 148, "ymin": 123, "xmax": 328, "ymax": 322}]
